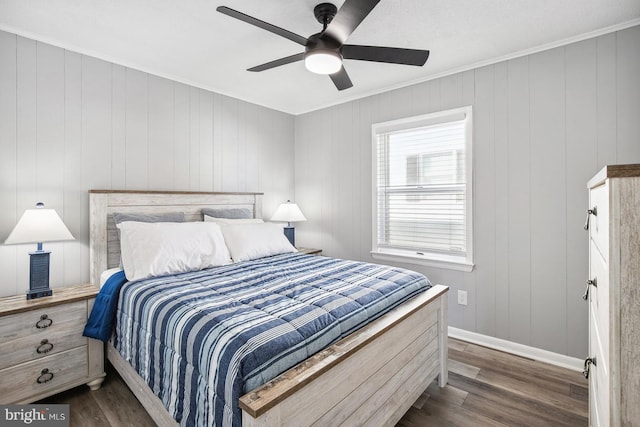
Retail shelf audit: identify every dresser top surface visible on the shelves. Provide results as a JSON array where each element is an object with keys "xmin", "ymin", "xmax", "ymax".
[{"xmin": 588, "ymin": 164, "xmax": 640, "ymax": 188}]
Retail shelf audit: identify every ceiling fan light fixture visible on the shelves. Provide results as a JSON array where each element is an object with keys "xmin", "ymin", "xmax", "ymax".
[
  {"xmin": 304, "ymin": 49, "xmax": 342, "ymax": 75},
  {"xmin": 218, "ymin": 1, "xmax": 430, "ymax": 90}
]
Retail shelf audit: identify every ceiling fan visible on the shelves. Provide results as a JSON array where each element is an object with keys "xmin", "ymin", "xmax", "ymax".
[{"xmin": 217, "ymin": 0, "xmax": 430, "ymax": 91}]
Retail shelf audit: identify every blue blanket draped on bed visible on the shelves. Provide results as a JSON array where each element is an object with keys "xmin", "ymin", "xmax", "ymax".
[
  {"xmin": 83, "ymin": 269, "xmax": 127, "ymax": 341},
  {"xmin": 87, "ymin": 252, "xmax": 431, "ymax": 427}
]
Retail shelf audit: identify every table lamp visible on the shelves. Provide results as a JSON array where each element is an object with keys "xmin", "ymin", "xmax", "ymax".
[
  {"xmin": 270, "ymin": 200, "xmax": 306, "ymax": 246},
  {"xmin": 4, "ymin": 202, "xmax": 75, "ymax": 299}
]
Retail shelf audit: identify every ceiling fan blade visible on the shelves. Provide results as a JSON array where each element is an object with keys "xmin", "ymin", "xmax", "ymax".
[
  {"xmin": 324, "ymin": 0, "xmax": 381, "ymax": 44},
  {"xmin": 217, "ymin": 6, "xmax": 308, "ymax": 46},
  {"xmin": 329, "ymin": 66, "xmax": 353, "ymax": 91},
  {"xmin": 248, "ymin": 53, "xmax": 305, "ymax": 72},
  {"xmin": 342, "ymin": 45, "xmax": 429, "ymax": 66}
]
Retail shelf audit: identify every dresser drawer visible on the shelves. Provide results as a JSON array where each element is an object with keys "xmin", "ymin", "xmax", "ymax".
[
  {"xmin": 589, "ymin": 240, "xmax": 610, "ymax": 427},
  {"xmin": 589, "ymin": 241, "xmax": 609, "ymax": 361},
  {"xmin": 588, "ymin": 182, "xmax": 609, "ymax": 262},
  {"xmin": 0, "ymin": 346, "xmax": 88, "ymax": 404},
  {"xmin": 589, "ymin": 307, "xmax": 609, "ymax": 427},
  {"xmin": 589, "ymin": 367, "xmax": 600, "ymax": 427},
  {"xmin": 0, "ymin": 301, "xmax": 87, "ymax": 370}
]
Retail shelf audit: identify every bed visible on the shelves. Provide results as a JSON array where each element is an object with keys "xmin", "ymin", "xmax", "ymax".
[{"xmin": 88, "ymin": 190, "xmax": 448, "ymax": 427}]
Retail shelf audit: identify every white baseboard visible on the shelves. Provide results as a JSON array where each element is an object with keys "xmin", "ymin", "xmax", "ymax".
[{"xmin": 448, "ymin": 327, "xmax": 584, "ymax": 372}]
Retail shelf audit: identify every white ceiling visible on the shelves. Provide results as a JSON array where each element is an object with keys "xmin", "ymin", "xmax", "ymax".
[{"xmin": 1, "ymin": 0, "xmax": 639, "ymax": 114}]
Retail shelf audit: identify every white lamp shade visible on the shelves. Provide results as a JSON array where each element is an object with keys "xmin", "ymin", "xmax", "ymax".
[
  {"xmin": 4, "ymin": 208, "xmax": 74, "ymax": 245},
  {"xmin": 271, "ymin": 201, "xmax": 307, "ymax": 223}
]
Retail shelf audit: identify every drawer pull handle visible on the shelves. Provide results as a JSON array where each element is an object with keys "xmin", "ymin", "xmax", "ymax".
[
  {"xmin": 584, "ymin": 206, "xmax": 597, "ymax": 230},
  {"xmin": 582, "ymin": 278, "xmax": 597, "ymax": 301},
  {"xmin": 36, "ymin": 339, "xmax": 54, "ymax": 354},
  {"xmin": 36, "ymin": 368, "xmax": 54, "ymax": 384},
  {"xmin": 583, "ymin": 357, "xmax": 596, "ymax": 379},
  {"xmin": 35, "ymin": 314, "xmax": 53, "ymax": 329}
]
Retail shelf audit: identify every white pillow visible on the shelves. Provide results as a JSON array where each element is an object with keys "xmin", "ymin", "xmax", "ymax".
[
  {"xmin": 117, "ymin": 221, "xmax": 231, "ymax": 282},
  {"xmin": 220, "ymin": 222, "xmax": 297, "ymax": 262},
  {"xmin": 204, "ymin": 215, "xmax": 264, "ymax": 225}
]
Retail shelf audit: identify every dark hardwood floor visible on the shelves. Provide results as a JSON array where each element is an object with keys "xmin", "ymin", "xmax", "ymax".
[
  {"xmin": 398, "ymin": 339, "xmax": 588, "ymax": 426},
  {"xmin": 40, "ymin": 338, "xmax": 588, "ymax": 426}
]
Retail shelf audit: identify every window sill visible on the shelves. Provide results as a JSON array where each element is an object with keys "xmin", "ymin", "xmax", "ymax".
[{"xmin": 370, "ymin": 249, "xmax": 475, "ymax": 272}]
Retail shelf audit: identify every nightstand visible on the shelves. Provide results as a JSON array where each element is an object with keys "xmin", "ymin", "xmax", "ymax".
[
  {"xmin": 297, "ymin": 247, "xmax": 322, "ymax": 255},
  {"xmin": 0, "ymin": 284, "xmax": 105, "ymax": 404}
]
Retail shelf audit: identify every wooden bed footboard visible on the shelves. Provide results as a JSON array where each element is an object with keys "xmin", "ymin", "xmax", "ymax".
[{"xmin": 240, "ymin": 284, "xmax": 448, "ymax": 427}]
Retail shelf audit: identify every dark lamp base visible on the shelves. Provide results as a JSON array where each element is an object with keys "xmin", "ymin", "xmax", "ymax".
[
  {"xmin": 27, "ymin": 288, "xmax": 53, "ymax": 300},
  {"xmin": 283, "ymin": 227, "xmax": 295, "ymax": 247},
  {"xmin": 27, "ymin": 250, "xmax": 53, "ymax": 300}
]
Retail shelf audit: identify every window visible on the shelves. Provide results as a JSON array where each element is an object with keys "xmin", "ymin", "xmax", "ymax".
[{"xmin": 372, "ymin": 106, "xmax": 473, "ymax": 272}]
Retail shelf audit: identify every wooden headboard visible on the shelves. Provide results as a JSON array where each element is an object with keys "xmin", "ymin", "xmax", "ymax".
[{"xmin": 89, "ymin": 190, "xmax": 263, "ymax": 286}]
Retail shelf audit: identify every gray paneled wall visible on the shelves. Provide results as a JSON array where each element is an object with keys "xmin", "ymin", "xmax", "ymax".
[
  {"xmin": 294, "ymin": 25, "xmax": 640, "ymax": 358},
  {"xmin": 0, "ymin": 30, "xmax": 295, "ymax": 297},
  {"xmin": 1, "ymin": 25, "xmax": 639, "ymax": 358}
]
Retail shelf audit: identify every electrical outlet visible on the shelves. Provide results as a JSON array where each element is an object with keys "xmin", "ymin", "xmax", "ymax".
[{"xmin": 457, "ymin": 290, "xmax": 468, "ymax": 306}]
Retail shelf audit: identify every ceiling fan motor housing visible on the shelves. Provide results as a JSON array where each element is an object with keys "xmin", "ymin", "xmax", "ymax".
[{"xmin": 306, "ymin": 33, "xmax": 341, "ymax": 56}]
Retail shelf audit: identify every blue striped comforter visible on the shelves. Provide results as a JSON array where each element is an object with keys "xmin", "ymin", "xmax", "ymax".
[{"xmin": 113, "ymin": 252, "xmax": 431, "ymax": 426}]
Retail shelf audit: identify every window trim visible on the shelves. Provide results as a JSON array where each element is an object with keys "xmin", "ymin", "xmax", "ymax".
[{"xmin": 371, "ymin": 106, "xmax": 474, "ymax": 272}]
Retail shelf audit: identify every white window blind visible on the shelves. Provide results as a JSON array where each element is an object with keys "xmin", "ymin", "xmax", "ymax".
[{"xmin": 372, "ymin": 107, "xmax": 473, "ymax": 270}]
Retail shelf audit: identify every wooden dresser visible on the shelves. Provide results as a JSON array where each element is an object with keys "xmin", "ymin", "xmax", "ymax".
[
  {"xmin": 0, "ymin": 284, "xmax": 105, "ymax": 403},
  {"xmin": 585, "ymin": 164, "xmax": 640, "ymax": 426}
]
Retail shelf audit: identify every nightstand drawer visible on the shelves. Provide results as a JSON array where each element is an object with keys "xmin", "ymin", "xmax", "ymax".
[
  {"xmin": 0, "ymin": 301, "xmax": 87, "ymax": 370},
  {"xmin": 0, "ymin": 346, "xmax": 88, "ymax": 404},
  {"xmin": 0, "ymin": 328, "xmax": 87, "ymax": 370},
  {"xmin": 0, "ymin": 300, "xmax": 86, "ymax": 342}
]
